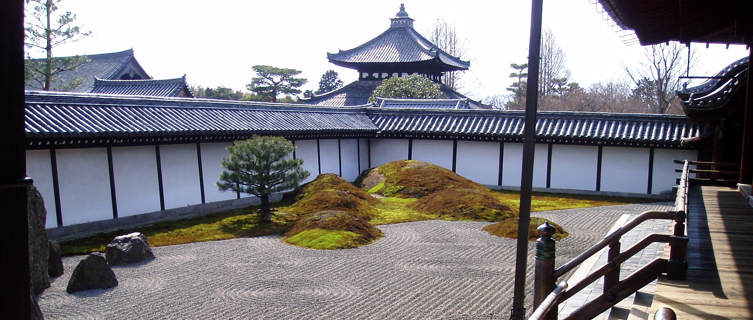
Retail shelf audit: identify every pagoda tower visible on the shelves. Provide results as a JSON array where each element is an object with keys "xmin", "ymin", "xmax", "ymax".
[{"xmin": 304, "ymin": 4, "xmax": 484, "ymax": 108}]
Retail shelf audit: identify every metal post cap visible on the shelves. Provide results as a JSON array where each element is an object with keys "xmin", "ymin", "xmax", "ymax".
[{"xmin": 537, "ymin": 221, "xmax": 555, "ymax": 238}]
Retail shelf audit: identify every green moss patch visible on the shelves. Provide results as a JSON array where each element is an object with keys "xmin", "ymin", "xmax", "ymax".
[
  {"xmin": 283, "ymin": 210, "xmax": 383, "ymax": 249},
  {"xmin": 284, "ymin": 229, "xmax": 361, "ymax": 250},
  {"xmin": 483, "ymin": 217, "xmax": 568, "ymax": 241},
  {"xmin": 358, "ymin": 160, "xmax": 486, "ymax": 198},
  {"xmin": 281, "ymin": 174, "xmax": 379, "ymax": 220},
  {"xmin": 409, "ymin": 188, "xmax": 515, "ymax": 221}
]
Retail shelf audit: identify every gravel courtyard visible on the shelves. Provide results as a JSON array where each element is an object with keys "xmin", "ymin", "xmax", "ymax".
[{"xmin": 38, "ymin": 202, "xmax": 671, "ymax": 319}]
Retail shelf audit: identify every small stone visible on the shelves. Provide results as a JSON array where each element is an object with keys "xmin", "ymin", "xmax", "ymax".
[
  {"xmin": 105, "ymin": 232, "xmax": 155, "ymax": 266},
  {"xmin": 66, "ymin": 253, "xmax": 118, "ymax": 293},
  {"xmin": 48, "ymin": 240, "xmax": 64, "ymax": 277}
]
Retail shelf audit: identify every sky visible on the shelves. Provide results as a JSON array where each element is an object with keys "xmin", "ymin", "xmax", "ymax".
[{"xmin": 41, "ymin": 0, "xmax": 750, "ymax": 101}]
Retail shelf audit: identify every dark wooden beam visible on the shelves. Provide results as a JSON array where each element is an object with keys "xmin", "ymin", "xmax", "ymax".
[
  {"xmin": 155, "ymin": 144, "xmax": 165, "ymax": 211},
  {"xmin": 107, "ymin": 146, "xmax": 118, "ymax": 219},
  {"xmin": 739, "ymin": 46, "xmax": 753, "ymax": 184},
  {"xmin": 0, "ymin": 0, "xmax": 31, "ymax": 317},
  {"xmin": 196, "ymin": 143, "xmax": 205, "ymax": 204}
]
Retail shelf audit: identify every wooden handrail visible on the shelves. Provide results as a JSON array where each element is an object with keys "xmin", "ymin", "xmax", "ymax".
[
  {"xmin": 672, "ymin": 160, "xmax": 738, "ymax": 167},
  {"xmin": 675, "ymin": 160, "xmax": 689, "ymax": 218},
  {"xmin": 561, "ymin": 234, "xmax": 672, "ymax": 301},
  {"xmin": 563, "ymin": 258, "xmax": 668, "ymax": 320},
  {"xmin": 553, "ymin": 210, "xmax": 679, "ymax": 278},
  {"xmin": 675, "ymin": 168, "xmax": 738, "ymax": 175},
  {"xmin": 528, "ymin": 281, "xmax": 567, "ymax": 320}
]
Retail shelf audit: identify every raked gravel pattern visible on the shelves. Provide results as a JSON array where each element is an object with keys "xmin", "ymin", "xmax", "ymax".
[{"xmin": 39, "ymin": 202, "xmax": 672, "ymax": 319}]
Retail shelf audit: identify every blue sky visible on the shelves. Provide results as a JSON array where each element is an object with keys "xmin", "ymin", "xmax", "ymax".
[{"xmin": 42, "ymin": 0, "xmax": 750, "ymax": 100}]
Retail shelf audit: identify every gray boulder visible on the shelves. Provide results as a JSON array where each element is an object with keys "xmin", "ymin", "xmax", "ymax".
[
  {"xmin": 66, "ymin": 254, "xmax": 118, "ymax": 293},
  {"xmin": 105, "ymin": 232, "xmax": 155, "ymax": 266},
  {"xmin": 28, "ymin": 186, "xmax": 50, "ymax": 295},
  {"xmin": 48, "ymin": 240, "xmax": 64, "ymax": 277}
]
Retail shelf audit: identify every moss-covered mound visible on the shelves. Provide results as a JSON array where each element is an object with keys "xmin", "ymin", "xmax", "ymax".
[
  {"xmin": 358, "ymin": 160, "xmax": 487, "ymax": 198},
  {"xmin": 483, "ymin": 217, "xmax": 568, "ymax": 241},
  {"xmin": 284, "ymin": 174, "xmax": 379, "ymax": 220},
  {"xmin": 283, "ymin": 210, "xmax": 383, "ymax": 249},
  {"xmin": 408, "ymin": 188, "xmax": 515, "ymax": 221}
]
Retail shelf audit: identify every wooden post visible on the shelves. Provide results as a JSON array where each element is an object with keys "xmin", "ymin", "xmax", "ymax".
[
  {"xmin": 668, "ymin": 211, "xmax": 688, "ymax": 280},
  {"xmin": 534, "ymin": 222, "xmax": 556, "ymax": 320},
  {"xmin": 738, "ymin": 46, "xmax": 753, "ymax": 184},
  {"xmin": 604, "ymin": 241, "xmax": 620, "ymax": 294}
]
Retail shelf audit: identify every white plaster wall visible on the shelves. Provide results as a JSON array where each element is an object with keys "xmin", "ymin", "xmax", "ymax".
[
  {"xmin": 456, "ymin": 141, "xmax": 500, "ymax": 185},
  {"xmin": 160, "ymin": 144, "xmax": 201, "ymax": 209},
  {"xmin": 653, "ymin": 148, "xmax": 698, "ymax": 195},
  {"xmin": 601, "ymin": 147, "xmax": 650, "ymax": 194},
  {"xmin": 412, "ymin": 139, "xmax": 453, "ymax": 170},
  {"xmin": 295, "ymin": 139, "xmax": 319, "ymax": 182},
  {"xmin": 358, "ymin": 139, "xmax": 369, "ymax": 170},
  {"xmin": 550, "ymin": 144, "xmax": 598, "ymax": 191},
  {"xmin": 112, "ymin": 146, "xmax": 160, "ymax": 217},
  {"xmin": 370, "ymin": 139, "xmax": 409, "ymax": 167},
  {"xmin": 340, "ymin": 139, "xmax": 359, "ymax": 181},
  {"xmin": 26, "ymin": 150, "xmax": 57, "ymax": 228},
  {"xmin": 501, "ymin": 143, "xmax": 548, "ymax": 188},
  {"xmin": 319, "ymin": 139, "xmax": 340, "ymax": 175},
  {"xmin": 200, "ymin": 142, "xmax": 236, "ymax": 202},
  {"xmin": 56, "ymin": 148, "xmax": 112, "ymax": 225}
]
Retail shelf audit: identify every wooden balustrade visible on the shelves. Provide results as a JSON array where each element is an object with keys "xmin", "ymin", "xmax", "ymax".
[{"xmin": 528, "ymin": 160, "xmax": 692, "ymax": 320}]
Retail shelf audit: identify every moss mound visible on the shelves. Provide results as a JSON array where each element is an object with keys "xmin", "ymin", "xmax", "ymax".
[
  {"xmin": 284, "ymin": 210, "xmax": 383, "ymax": 249},
  {"xmin": 284, "ymin": 174, "xmax": 378, "ymax": 220},
  {"xmin": 483, "ymin": 217, "xmax": 568, "ymax": 241},
  {"xmin": 358, "ymin": 160, "xmax": 487, "ymax": 198},
  {"xmin": 409, "ymin": 188, "xmax": 515, "ymax": 221}
]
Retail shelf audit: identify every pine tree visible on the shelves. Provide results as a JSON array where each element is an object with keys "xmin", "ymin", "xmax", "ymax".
[{"xmin": 315, "ymin": 70, "xmax": 343, "ymax": 94}]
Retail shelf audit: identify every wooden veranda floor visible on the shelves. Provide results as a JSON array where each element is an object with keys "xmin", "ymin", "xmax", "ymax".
[{"xmin": 649, "ymin": 185, "xmax": 753, "ymax": 319}]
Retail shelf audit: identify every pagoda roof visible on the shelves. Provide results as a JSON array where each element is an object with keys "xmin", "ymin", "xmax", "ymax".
[
  {"xmin": 90, "ymin": 76, "xmax": 194, "ymax": 97},
  {"xmin": 677, "ymin": 56, "xmax": 748, "ymax": 121},
  {"xmin": 301, "ymin": 80, "xmax": 488, "ymax": 109},
  {"xmin": 26, "ymin": 49, "xmax": 150, "ymax": 92},
  {"xmin": 326, "ymin": 4, "xmax": 469, "ymax": 72}
]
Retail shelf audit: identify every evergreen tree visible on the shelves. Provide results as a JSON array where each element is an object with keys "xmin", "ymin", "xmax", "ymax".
[
  {"xmin": 218, "ymin": 136, "xmax": 309, "ymax": 222},
  {"xmin": 505, "ymin": 63, "xmax": 527, "ymax": 109},
  {"xmin": 368, "ymin": 74, "xmax": 445, "ymax": 103},
  {"xmin": 315, "ymin": 70, "xmax": 343, "ymax": 94},
  {"xmin": 247, "ymin": 65, "xmax": 307, "ymax": 102}
]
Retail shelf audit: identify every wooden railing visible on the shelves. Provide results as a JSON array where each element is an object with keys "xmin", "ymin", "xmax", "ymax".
[
  {"xmin": 674, "ymin": 160, "xmax": 738, "ymax": 186},
  {"xmin": 528, "ymin": 160, "xmax": 691, "ymax": 320}
]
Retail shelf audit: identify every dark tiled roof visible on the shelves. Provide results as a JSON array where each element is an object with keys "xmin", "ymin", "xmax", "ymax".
[
  {"xmin": 677, "ymin": 56, "xmax": 748, "ymax": 118},
  {"xmin": 369, "ymin": 109, "xmax": 701, "ymax": 148},
  {"xmin": 326, "ymin": 5, "xmax": 469, "ymax": 72},
  {"xmin": 25, "ymin": 91, "xmax": 377, "ymax": 147},
  {"xmin": 374, "ymin": 98, "xmax": 471, "ymax": 109},
  {"xmin": 25, "ymin": 91, "xmax": 701, "ymax": 149},
  {"xmin": 90, "ymin": 76, "xmax": 194, "ymax": 97},
  {"xmin": 302, "ymin": 80, "xmax": 489, "ymax": 109},
  {"xmin": 25, "ymin": 49, "xmax": 150, "ymax": 92}
]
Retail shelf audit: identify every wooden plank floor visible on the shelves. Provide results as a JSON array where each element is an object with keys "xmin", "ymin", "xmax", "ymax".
[{"xmin": 650, "ymin": 185, "xmax": 753, "ymax": 319}]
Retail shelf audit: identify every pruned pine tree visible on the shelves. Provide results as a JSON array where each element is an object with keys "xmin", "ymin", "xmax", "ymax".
[
  {"xmin": 218, "ymin": 136, "xmax": 309, "ymax": 222},
  {"xmin": 368, "ymin": 74, "xmax": 445, "ymax": 103},
  {"xmin": 25, "ymin": 0, "xmax": 90, "ymax": 91},
  {"xmin": 505, "ymin": 63, "xmax": 528, "ymax": 109},
  {"xmin": 315, "ymin": 70, "xmax": 343, "ymax": 94},
  {"xmin": 247, "ymin": 65, "xmax": 307, "ymax": 102}
]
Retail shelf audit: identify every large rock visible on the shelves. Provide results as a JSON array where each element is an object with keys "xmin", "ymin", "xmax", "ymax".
[
  {"xmin": 66, "ymin": 254, "xmax": 118, "ymax": 293},
  {"xmin": 28, "ymin": 185, "xmax": 50, "ymax": 295},
  {"xmin": 30, "ymin": 292, "xmax": 44, "ymax": 320},
  {"xmin": 48, "ymin": 240, "xmax": 64, "ymax": 277},
  {"xmin": 105, "ymin": 232, "xmax": 155, "ymax": 266}
]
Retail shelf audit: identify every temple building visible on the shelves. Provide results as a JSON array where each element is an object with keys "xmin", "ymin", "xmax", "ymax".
[
  {"xmin": 90, "ymin": 76, "xmax": 194, "ymax": 97},
  {"xmin": 303, "ymin": 4, "xmax": 487, "ymax": 109}
]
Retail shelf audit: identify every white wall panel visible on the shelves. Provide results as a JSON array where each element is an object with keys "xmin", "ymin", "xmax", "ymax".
[
  {"xmin": 319, "ymin": 139, "xmax": 340, "ymax": 175},
  {"xmin": 370, "ymin": 139, "xmax": 409, "ymax": 167},
  {"xmin": 601, "ymin": 147, "xmax": 649, "ymax": 194},
  {"xmin": 412, "ymin": 139, "xmax": 453, "ymax": 169},
  {"xmin": 200, "ymin": 142, "xmax": 236, "ymax": 202},
  {"xmin": 26, "ymin": 150, "xmax": 57, "ymax": 228},
  {"xmin": 456, "ymin": 141, "xmax": 499, "ymax": 185},
  {"xmin": 340, "ymin": 139, "xmax": 359, "ymax": 181},
  {"xmin": 653, "ymin": 148, "xmax": 698, "ymax": 195},
  {"xmin": 359, "ymin": 138, "xmax": 369, "ymax": 170},
  {"xmin": 112, "ymin": 146, "xmax": 160, "ymax": 217},
  {"xmin": 160, "ymin": 144, "xmax": 201, "ymax": 209},
  {"xmin": 501, "ymin": 143, "xmax": 548, "ymax": 188},
  {"xmin": 550, "ymin": 144, "xmax": 598, "ymax": 191},
  {"xmin": 56, "ymin": 148, "xmax": 112, "ymax": 225},
  {"xmin": 295, "ymin": 139, "xmax": 319, "ymax": 182}
]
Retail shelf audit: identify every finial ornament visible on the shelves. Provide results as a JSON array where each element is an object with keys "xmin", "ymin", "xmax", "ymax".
[
  {"xmin": 537, "ymin": 221, "xmax": 555, "ymax": 238},
  {"xmin": 396, "ymin": 3, "xmax": 409, "ymax": 18}
]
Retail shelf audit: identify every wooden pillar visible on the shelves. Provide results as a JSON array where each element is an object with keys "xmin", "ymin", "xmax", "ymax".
[
  {"xmin": 533, "ymin": 222, "xmax": 556, "ymax": 320},
  {"xmin": 604, "ymin": 241, "xmax": 620, "ymax": 293},
  {"xmin": 739, "ymin": 46, "xmax": 753, "ymax": 184},
  {"xmin": 0, "ymin": 0, "xmax": 31, "ymax": 318}
]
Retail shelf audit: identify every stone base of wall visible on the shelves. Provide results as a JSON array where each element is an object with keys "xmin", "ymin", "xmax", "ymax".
[{"xmin": 46, "ymin": 193, "xmax": 283, "ymax": 242}]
